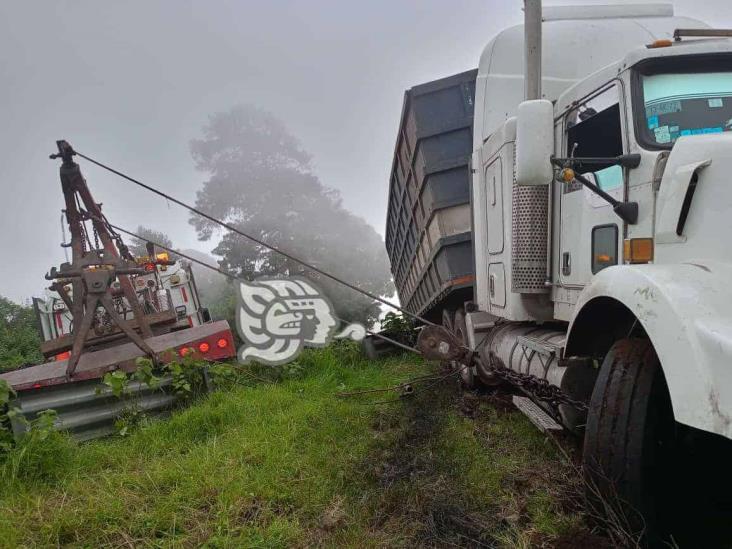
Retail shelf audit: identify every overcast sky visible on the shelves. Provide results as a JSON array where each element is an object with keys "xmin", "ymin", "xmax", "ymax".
[{"xmin": 1, "ymin": 0, "xmax": 730, "ymax": 302}]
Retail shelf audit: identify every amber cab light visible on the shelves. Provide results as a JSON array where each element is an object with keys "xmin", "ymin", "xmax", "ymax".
[
  {"xmin": 217, "ymin": 338, "xmax": 229, "ymax": 349},
  {"xmin": 647, "ymin": 39, "xmax": 673, "ymax": 49},
  {"xmin": 624, "ymin": 238, "xmax": 654, "ymax": 264},
  {"xmin": 198, "ymin": 342, "xmax": 210, "ymax": 353}
]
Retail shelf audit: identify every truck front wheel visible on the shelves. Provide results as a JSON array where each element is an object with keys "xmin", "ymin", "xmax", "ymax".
[{"xmin": 582, "ymin": 338, "xmax": 675, "ymax": 545}]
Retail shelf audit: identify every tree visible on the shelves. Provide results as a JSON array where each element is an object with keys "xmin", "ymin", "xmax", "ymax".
[
  {"xmin": 0, "ymin": 296, "xmax": 43, "ymax": 371},
  {"xmin": 128, "ymin": 226, "xmax": 175, "ymax": 259},
  {"xmin": 189, "ymin": 105, "xmax": 393, "ymax": 326}
]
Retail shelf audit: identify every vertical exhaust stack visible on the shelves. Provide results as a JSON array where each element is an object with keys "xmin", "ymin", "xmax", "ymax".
[
  {"xmin": 512, "ymin": 0, "xmax": 551, "ymax": 296},
  {"xmin": 524, "ymin": 0, "xmax": 542, "ymax": 100}
]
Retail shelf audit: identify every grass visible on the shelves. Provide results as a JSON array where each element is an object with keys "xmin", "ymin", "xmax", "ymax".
[{"xmin": 0, "ymin": 343, "xmax": 592, "ymax": 548}]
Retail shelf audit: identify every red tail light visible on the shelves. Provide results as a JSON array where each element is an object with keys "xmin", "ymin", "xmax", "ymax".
[
  {"xmin": 179, "ymin": 347, "xmax": 191, "ymax": 357},
  {"xmin": 216, "ymin": 338, "xmax": 228, "ymax": 349},
  {"xmin": 144, "ymin": 263, "xmax": 156, "ymax": 273},
  {"xmin": 198, "ymin": 342, "xmax": 210, "ymax": 353}
]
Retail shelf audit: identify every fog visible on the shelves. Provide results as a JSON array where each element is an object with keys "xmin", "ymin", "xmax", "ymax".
[{"xmin": 1, "ymin": 0, "xmax": 730, "ymax": 302}]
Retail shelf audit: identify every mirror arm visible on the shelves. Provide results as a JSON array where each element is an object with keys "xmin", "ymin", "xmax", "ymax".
[
  {"xmin": 549, "ymin": 157, "xmax": 639, "ymax": 224},
  {"xmin": 572, "ymin": 172, "xmax": 638, "ymax": 224}
]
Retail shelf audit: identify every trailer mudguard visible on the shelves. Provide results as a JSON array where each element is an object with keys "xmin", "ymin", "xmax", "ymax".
[{"xmin": 566, "ymin": 262, "xmax": 732, "ymax": 439}]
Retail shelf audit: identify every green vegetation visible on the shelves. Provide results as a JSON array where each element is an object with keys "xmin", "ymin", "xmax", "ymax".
[
  {"xmin": 0, "ymin": 295, "xmax": 43, "ymax": 371},
  {"xmin": 0, "ymin": 344, "xmax": 589, "ymax": 547}
]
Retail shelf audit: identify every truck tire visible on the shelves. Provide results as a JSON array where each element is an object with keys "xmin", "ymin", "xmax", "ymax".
[
  {"xmin": 582, "ymin": 338, "xmax": 675, "ymax": 545},
  {"xmin": 452, "ymin": 309, "xmax": 476, "ymax": 388}
]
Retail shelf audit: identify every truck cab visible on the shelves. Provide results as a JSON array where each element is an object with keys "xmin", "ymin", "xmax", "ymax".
[{"xmin": 466, "ymin": 4, "xmax": 732, "ymax": 542}]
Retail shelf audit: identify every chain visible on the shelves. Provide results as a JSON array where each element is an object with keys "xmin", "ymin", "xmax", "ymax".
[
  {"xmin": 101, "ymin": 212, "xmax": 135, "ymax": 260},
  {"xmin": 78, "ymin": 220, "xmax": 88, "ymax": 254},
  {"xmin": 480, "ymin": 354, "xmax": 589, "ymax": 412},
  {"xmin": 92, "ymin": 222, "xmax": 100, "ymax": 251}
]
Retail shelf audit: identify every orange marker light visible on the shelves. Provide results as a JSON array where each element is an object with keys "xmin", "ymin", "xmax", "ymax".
[{"xmin": 624, "ymin": 238, "xmax": 654, "ymax": 264}]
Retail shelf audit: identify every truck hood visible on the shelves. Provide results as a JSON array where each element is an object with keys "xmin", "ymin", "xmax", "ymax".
[{"xmin": 655, "ymin": 133, "xmax": 732, "ymax": 265}]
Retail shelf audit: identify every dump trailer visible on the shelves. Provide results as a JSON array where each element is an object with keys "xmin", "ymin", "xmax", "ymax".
[
  {"xmin": 0, "ymin": 141, "xmax": 235, "ymax": 440},
  {"xmin": 386, "ymin": 69, "xmax": 478, "ymax": 323},
  {"xmin": 389, "ymin": 1, "xmax": 732, "ymax": 542}
]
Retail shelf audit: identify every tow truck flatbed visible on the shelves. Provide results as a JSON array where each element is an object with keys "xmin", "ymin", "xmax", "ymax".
[{"xmin": 1, "ymin": 320, "xmax": 234, "ymax": 392}]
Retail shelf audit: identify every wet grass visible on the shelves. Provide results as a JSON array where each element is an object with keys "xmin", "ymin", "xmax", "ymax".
[{"xmin": 0, "ymin": 344, "xmax": 592, "ymax": 547}]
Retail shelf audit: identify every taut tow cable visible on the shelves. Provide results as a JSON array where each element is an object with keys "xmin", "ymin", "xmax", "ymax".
[{"xmin": 68, "ymin": 146, "xmax": 436, "ymax": 328}]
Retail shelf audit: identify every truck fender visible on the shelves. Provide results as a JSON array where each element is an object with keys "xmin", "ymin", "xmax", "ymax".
[{"xmin": 565, "ymin": 262, "xmax": 732, "ymax": 439}]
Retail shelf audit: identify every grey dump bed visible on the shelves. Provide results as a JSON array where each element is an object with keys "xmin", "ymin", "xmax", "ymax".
[{"xmin": 385, "ymin": 69, "xmax": 477, "ymax": 321}]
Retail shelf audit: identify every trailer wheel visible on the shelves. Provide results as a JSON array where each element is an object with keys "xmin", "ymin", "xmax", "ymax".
[
  {"xmin": 452, "ymin": 309, "xmax": 476, "ymax": 388},
  {"xmin": 583, "ymin": 338, "xmax": 675, "ymax": 545}
]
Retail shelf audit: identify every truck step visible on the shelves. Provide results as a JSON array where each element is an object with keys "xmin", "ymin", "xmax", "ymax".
[{"xmin": 512, "ymin": 395, "xmax": 563, "ymax": 432}]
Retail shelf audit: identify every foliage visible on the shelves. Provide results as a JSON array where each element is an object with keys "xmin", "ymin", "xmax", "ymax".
[
  {"xmin": 0, "ymin": 347, "xmax": 584, "ymax": 547},
  {"xmin": 207, "ymin": 362, "xmax": 237, "ymax": 388},
  {"xmin": 327, "ymin": 338, "xmax": 364, "ymax": 366},
  {"xmin": 380, "ymin": 311, "xmax": 416, "ymax": 346},
  {"xmin": 113, "ymin": 405, "xmax": 147, "ymax": 437},
  {"xmin": 195, "ymin": 276, "xmax": 242, "ymax": 344},
  {"xmin": 0, "ymin": 295, "xmax": 43, "ymax": 371},
  {"xmin": 0, "ymin": 379, "xmax": 17, "ymax": 452},
  {"xmin": 132, "ymin": 359, "xmax": 161, "ymax": 390},
  {"xmin": 101, "ymin": 370, "xmax": 129, "ymax": 398},
  {"xmin": 1, "ymin": 408, "xmax": 74, "ymax": 485},
  {"xmin": 189, "ymin": 104, "xmax": 393, "ymax": 326},
  {"xmin": 128, "ymin": 225, "xmax": 177, "ymax": 259}
]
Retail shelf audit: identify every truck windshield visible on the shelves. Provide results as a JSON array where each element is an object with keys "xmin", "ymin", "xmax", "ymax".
[{"xmin": 638, "ymin": 71, "xmax": 732, "ymax": 146}]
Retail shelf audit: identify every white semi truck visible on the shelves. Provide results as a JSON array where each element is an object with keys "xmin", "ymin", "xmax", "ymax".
[{"xmin": 387, "ymin": 2, "xmax": 732, "ymax": 542}]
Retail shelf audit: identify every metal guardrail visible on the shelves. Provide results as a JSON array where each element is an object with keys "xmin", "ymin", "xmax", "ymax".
[{"xmin": 9, "ymin": 376, "xmax": 179, "ymax": 441}]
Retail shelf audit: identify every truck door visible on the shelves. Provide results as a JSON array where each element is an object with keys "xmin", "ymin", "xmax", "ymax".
[{"xmin": 559, "ymin": 82, "xmax": 625, "ymax": 287}]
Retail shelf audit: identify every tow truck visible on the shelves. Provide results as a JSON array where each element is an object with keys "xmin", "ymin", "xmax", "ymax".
[{"xmin": 0, "ymin": 141, "xmax": 235, "ymax": 440}]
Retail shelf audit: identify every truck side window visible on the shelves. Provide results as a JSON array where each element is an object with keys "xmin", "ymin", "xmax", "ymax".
[
  {"xmin": 565, "ymin": 84, "xmax": 623, "ymax": 187},
  {"xmin": 592, "ymin": 224, "xmax": 618, "ymax": 274}
]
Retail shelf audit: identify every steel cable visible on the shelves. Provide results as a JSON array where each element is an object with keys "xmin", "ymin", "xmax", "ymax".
[
  {"xmin": 72, "ymin": 148, "xmax": 435, "ymax": 327},
  {"xmin": 93, "ymin": 217, "xmax": 425, "ymax": 354},
  {"xmin": 85, "ymin": 216, "xmax": 478, "ymax": 403}
]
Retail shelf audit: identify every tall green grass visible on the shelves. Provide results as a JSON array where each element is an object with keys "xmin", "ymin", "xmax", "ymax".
[{"xmin": 0, "ymin": 344, "xmax": 583, "ymax": 547}]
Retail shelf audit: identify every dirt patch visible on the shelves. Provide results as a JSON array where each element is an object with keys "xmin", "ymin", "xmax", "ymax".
[
  {"xmin": 361, "ymin": 380, "xmax": 499, "ymax": 547},
  {"xmin": 355, "ymin": 373, "xmax": 614, "ymax": 548}
]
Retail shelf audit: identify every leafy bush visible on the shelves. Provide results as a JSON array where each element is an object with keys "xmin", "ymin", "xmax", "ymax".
[
  {"xmin": 0, "ymin": 296, "xmax": 43, "ymax": 371},
  {"xmin": 0, "ymin": 379, "xmax": 17, "ymax": 452},
  {"xmin": 380, "ymin": 312, "xmax": 416, "ymax": 346}
]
